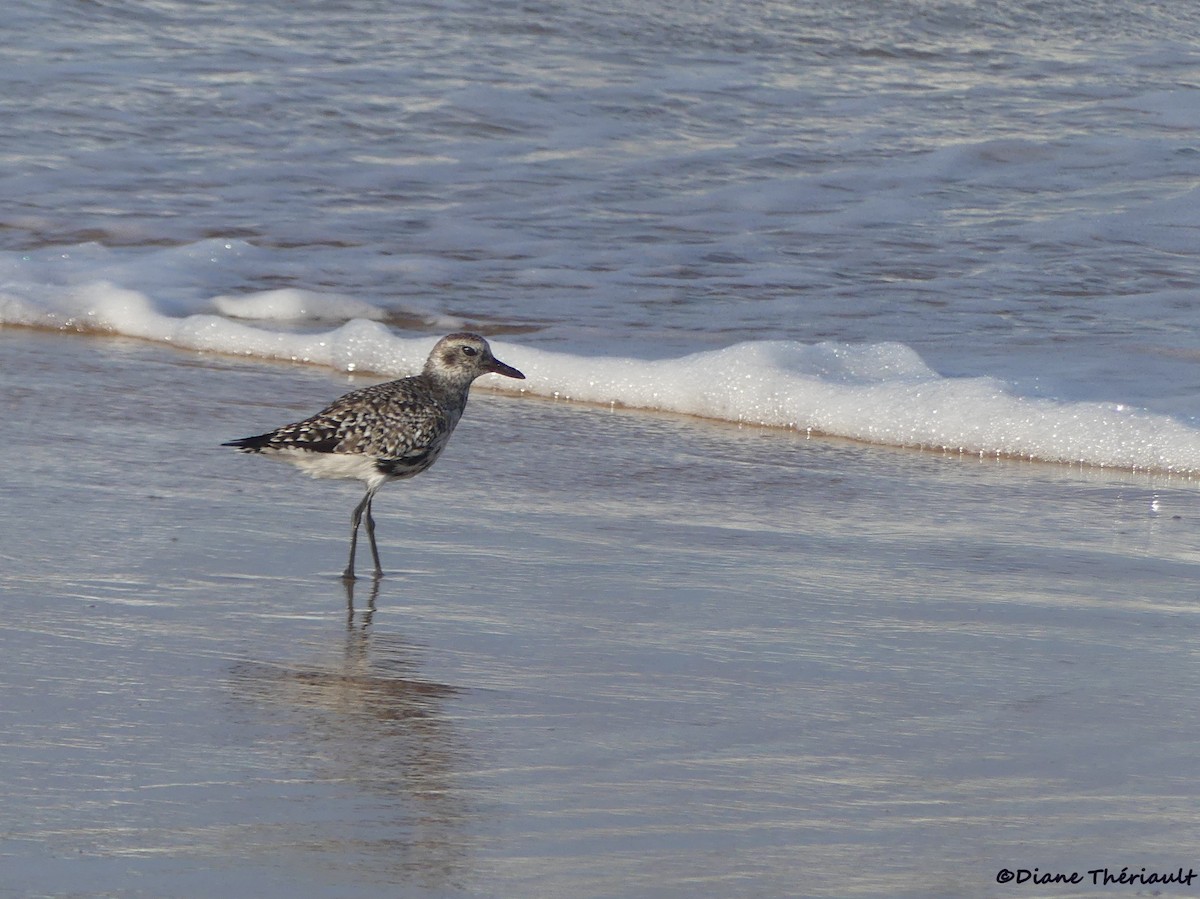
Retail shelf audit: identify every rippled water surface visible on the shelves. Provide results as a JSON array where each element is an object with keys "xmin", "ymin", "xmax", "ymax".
[
  {"xmin": 6, "ymin": 1, "xmax": 1200, "ymax": 895},
  {"xmin": 5, "ymin": 334, "xmax": 1200, "ymax": 897}
]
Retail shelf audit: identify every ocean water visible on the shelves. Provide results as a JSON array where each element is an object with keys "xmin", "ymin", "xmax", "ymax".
[
  {"xmin": 5, "ymin": 0, "xmax": 1200, "ymax": 469},
  {"xmin": 6, "ymin": 1, "xmax": 1200, "ymax": 897}
]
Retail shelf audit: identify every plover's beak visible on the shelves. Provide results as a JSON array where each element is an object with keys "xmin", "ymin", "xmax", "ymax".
[{"xmin": 489, "ymin": 358, "xmax": 525, "ymax": 380}]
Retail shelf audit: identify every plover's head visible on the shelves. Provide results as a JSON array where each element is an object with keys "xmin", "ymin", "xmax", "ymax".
[{"xmin": 424, "ymin": 332, "xmax": 525, "ymax": 385}]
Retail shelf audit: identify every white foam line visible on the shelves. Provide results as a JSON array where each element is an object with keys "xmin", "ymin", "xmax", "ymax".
[{"xmin": 10, "ymin": 283, "xmax": 1200, "ymax": 474}]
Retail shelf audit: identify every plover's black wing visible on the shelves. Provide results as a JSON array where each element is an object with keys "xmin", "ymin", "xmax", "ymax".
[
  {"xmin": 225, "ymin": 377, "xmax": 454, "ymax": 461},
  {"xmin": 323, "ymin": 379, "xmax": 460, "ymax": 465}
]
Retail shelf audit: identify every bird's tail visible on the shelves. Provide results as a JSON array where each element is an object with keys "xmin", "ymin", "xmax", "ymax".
[{"xmin": 222, "ymin": 433, "xmax": 274, "ymax": 452}]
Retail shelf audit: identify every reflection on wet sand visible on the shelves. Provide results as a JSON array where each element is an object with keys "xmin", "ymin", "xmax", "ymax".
[
  {"xmin": 345, "ymin": 574, "xmax": 380, "ymax": 629},
  {"xmin": 228, "ymin": 578, "xmax": 469, "ymax": 890}
]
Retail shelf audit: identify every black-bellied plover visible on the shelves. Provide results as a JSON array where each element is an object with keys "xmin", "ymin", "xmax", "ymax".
[{"xmin": 223, "ymin": 332, "xmax": 525, "ymax": 579}]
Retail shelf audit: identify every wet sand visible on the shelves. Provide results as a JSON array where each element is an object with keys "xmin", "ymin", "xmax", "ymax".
[{"xmin": 4, "ymin": 330, "xmax": 1200, "ymax": 898}]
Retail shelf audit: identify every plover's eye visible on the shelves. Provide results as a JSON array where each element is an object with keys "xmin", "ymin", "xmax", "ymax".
[{"xmin": 462, "ymin": 345, "xmax": 479, "ymax": 357}]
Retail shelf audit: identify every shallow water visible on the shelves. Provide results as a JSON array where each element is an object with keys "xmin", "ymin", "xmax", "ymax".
[{"xmin": 5, "ymin": 332, "xmax": 1200, "ymax": 897}]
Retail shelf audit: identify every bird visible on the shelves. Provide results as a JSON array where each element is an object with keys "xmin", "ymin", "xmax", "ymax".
[{"xmin": 223, "ymin": 332, "xmax": 525, "ymax": 580}]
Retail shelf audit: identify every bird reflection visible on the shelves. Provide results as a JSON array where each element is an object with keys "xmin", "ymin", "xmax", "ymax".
[
  {"xmin": 344, "ymin": 573, "xmax": 379, "ymax": 628},
  {"xmin": 229, "ymin": 579, "xmax": 467, "ymax": 889}
]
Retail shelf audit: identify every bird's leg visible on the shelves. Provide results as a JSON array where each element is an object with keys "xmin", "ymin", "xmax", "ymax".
[
  {"xmin": 363, "ymin": 494, "xmax": 383, "ymax": 577},
  {"xmin": 344, "ymin": 490, "xmax": 372, "ymax": 580}
]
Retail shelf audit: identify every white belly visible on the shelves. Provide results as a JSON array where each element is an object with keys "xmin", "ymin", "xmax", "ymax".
[{"xmin": 263, "ymin": 448, "xmax": 389, "ymax": 488}]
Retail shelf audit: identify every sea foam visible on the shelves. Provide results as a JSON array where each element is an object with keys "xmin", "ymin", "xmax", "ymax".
[
  {"xmin": 6, "ymin": 279, "xmax": 1200, "ymax": 475},
  {"xmin": 505, "ymin": 339, "xmax": 1200, "ymax": 474}
]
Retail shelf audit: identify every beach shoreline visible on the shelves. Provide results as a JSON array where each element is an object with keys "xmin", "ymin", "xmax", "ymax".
[{"xmin": 5, "ymin": 330, "xmax": 1200, "ymax": 897}]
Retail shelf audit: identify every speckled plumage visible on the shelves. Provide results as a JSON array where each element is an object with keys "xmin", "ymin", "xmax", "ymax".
[{"xmin": 224, "ymin": 332, "xmax": 525, "ymax": 579}]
